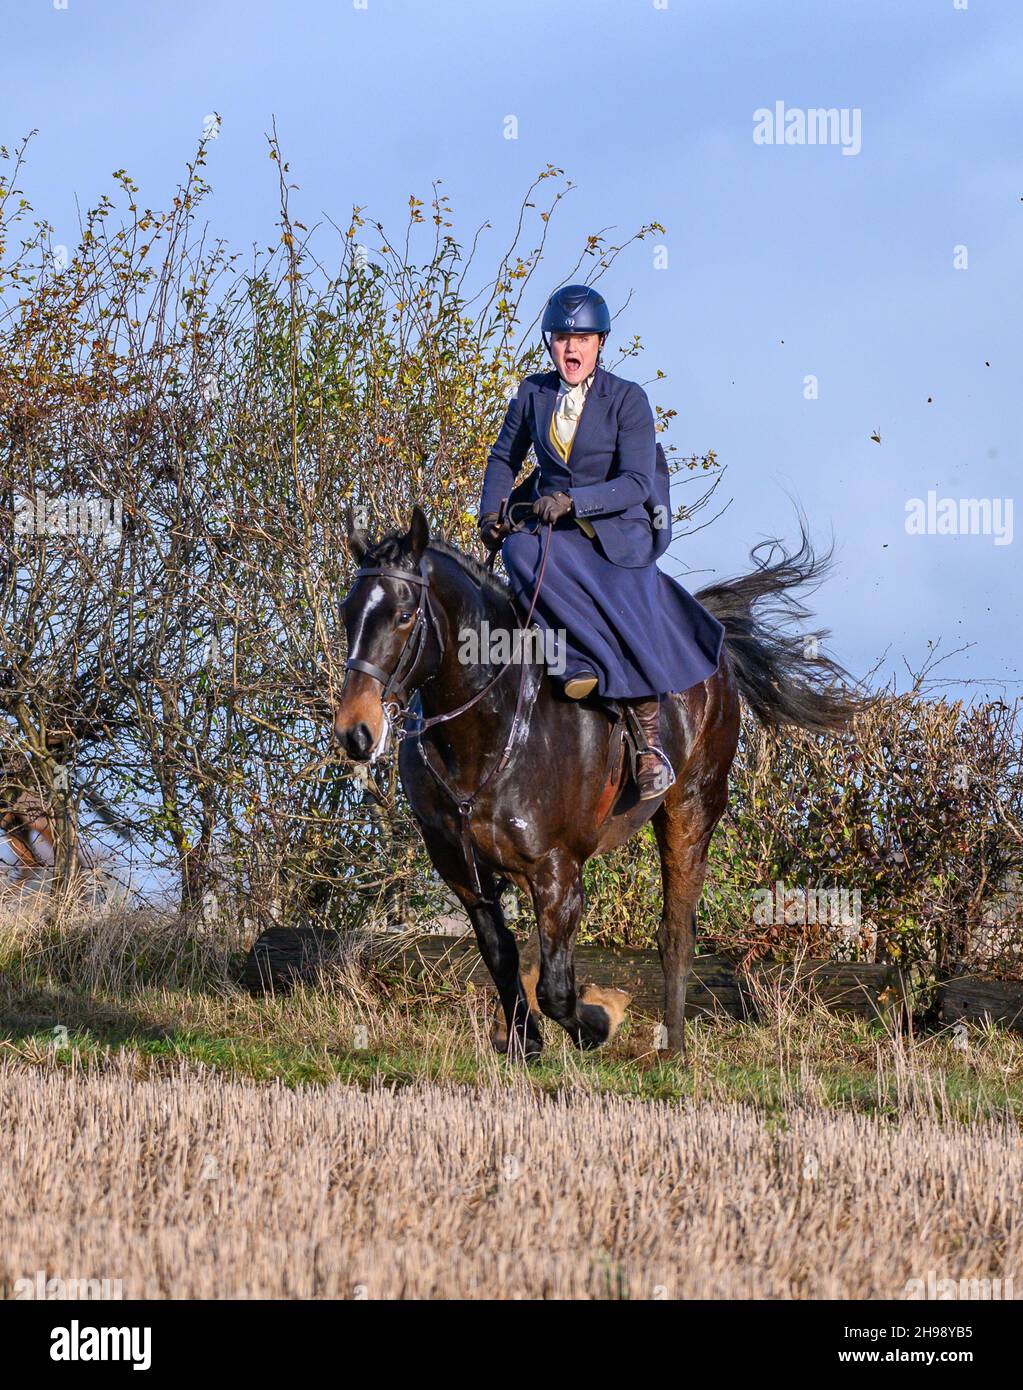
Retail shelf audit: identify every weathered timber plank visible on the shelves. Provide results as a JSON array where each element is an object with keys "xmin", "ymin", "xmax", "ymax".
[
  {"xmin": 741, "ymin": 960, "xmax": 904, "ymax": 1025},
  {"xmin": 937, "ymin": 975, "xmax": 1023, "ymax": 1033},
  {"xmin": 403, "ymin": 935, "xmax": 742, "ymax": 1020},
  {"xmin": 242, "ymin": 928, "xmax": 902, "ymax": 1025}
]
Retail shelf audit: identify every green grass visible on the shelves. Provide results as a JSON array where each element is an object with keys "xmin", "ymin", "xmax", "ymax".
[
  {"xmin": 2, "ymin": 902, "xmax": 1021, "ymax": 1118},
  {"xmin": 3, "ymin": 962, "xmax": 1023, "ymax": 1125}
]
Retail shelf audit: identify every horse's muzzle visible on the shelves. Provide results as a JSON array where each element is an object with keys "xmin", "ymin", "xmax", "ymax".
[
  {"xmin": 333, "ymin": 717, "xmax": 375, "ymax": 761},
  {"xmin": 332, "ymin": 672, "xmax": 389, "ymax": 762}
]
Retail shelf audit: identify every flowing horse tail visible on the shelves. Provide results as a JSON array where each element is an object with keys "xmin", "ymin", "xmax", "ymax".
[{"xmin": 695, "ymin": 516, "xmax": 866, "ymax": 733}]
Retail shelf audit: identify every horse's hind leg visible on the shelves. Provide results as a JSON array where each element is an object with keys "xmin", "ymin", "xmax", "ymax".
[{"xmin": 651, "ymin": 785, "xmax": 719, "ymax": 1058}]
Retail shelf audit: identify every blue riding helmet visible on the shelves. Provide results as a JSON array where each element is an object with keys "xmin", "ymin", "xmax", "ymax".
[{"xmin": 541, "ymin": 284, "xmax": 611, "ymax": 356}]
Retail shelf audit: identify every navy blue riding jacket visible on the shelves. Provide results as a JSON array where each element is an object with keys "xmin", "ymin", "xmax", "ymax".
[{"xmin": 478, "ymin": 365, "xmax": 672, "ymax": 568}]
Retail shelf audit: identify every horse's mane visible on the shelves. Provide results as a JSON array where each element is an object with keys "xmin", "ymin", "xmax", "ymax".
[
  {"xmin": 429, "ymin": 538, "xmax": 512, "ymax": 606},
  {"xmin": 364, "ymin": 530, "xmax": 513, "ymax": 608}
]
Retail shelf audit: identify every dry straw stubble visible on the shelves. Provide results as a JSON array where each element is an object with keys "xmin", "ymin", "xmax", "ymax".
[{"xmin": 1, "ymin": 1054, "xmax": 1020, "ymax": 1300}]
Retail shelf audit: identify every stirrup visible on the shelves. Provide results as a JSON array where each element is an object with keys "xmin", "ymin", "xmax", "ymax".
[{"xmin": 634, "ymin": 744, "xmax": 676, "ymax": 799}]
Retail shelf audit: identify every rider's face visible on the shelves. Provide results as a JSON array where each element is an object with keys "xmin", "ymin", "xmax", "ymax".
[{"xmin": 550, "ymin": 332, "xmax": 601, "ymax": 385}]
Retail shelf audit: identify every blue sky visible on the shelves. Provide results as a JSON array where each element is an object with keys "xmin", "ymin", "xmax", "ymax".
[{"xmin": 5, "ymin": 0, "xmax": 1021, "ymax": 695}]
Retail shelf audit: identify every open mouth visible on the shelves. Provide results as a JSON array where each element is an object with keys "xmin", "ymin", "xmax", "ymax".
[{"xmin": 565, "ymin": 356, "xmax": 581, "ymax": 372}]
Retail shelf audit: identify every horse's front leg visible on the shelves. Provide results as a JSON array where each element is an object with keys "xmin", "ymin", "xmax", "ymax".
[
  {"xmin": 465, "ymin": 885, "xmax": 543, "ymax": 1062},
  {"xmin": 529, "ymin": 850, "xmax": 628, "ymax": 1050},
  {"xmin": 413, "ymin": 801, "xmax": 542, "ymax": 1058}
]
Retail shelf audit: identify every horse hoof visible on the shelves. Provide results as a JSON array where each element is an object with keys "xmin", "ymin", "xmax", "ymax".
[
  {"xmin": 577, "ymin": 984, "xmax": 631, "ymax": 1047},
  {"xmin": 506, "ymin": 1037, "xmax": 543, "ymax": 1064}
]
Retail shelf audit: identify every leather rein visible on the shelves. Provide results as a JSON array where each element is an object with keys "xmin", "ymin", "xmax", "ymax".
[{"xmin": 343, "ymin": 507, "xmax": 553, "ymax": 898}]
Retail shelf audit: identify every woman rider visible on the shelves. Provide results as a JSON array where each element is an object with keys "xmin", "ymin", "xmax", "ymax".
[{"xmin": 477, "ymin": 284, "xmax": 725, "ymax": 801}]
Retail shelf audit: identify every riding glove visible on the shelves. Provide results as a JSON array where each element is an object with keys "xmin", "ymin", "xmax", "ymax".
[
  {"xmin": 533, "ymin": 491, "xmax": 574, "ymax": 524},
  {"xmin": 479, "ymin": 512, "xmax": 504, "ymax": 551}
]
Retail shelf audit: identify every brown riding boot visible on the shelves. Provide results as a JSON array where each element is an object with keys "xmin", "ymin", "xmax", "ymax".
[{"xmin": 626, "ymin": 696, "xmax": 675, "ymax": 801}]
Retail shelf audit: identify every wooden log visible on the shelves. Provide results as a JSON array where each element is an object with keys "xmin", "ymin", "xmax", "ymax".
[
  {"xmin": 243, "ymin": 927, "xmax": 900, "ymax": 1026},
  {"xmin": 937, "ymin": 975, "xmax": 1023, "ymax": 1033},
  {"xmin": 401, "ymin": 935, "xmax": 901, "ymax": 1023},
  {"xmin": 400, "ymin": 934, "xmax": 744, "ymax": 1020},
  {"xmin": 242, "ymin": 926, "xmax": 344, "ymax": 994},
  {"xmin": 741, "ymin": 959, "xmax": 905, "ymax": 1026}
]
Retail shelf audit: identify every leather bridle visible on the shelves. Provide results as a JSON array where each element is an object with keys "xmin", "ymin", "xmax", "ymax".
[
  {"xmin": 343, "ymin": 505, "xmax": 551, "ymax": 738},
  {"xmin": 343, "ymin": 559, "xmax": 442, "ymax": 723},
  {"xmin": 340, "ymin": 516, "xmax": 555, "ymax": 898}
]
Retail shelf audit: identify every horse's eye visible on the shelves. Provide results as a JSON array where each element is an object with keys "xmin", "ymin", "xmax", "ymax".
[{"xmin": 396, "ymin": 610, "xmax": 414, "ymax": 625}]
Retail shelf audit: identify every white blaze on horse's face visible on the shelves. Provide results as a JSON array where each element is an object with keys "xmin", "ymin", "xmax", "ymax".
[
  {"xmin": 333, "ymin": 574, "xmax": 419, "ymax": 763},
  {"xmin": 351, "ymin": 583, "xmax": 394, "ymax": 760},
  {"xmin": 350, "ymin": 583, "xmax": 386, "ymax": 653},
  {"xmin": 369, "ymin": 709, "xmax": 391, "ymax": 763}
]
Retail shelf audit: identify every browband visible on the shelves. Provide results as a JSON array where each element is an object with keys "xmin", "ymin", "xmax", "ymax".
[{"xmin": 353, "ymin": 565, "xmax": 429, "ymax": 586}]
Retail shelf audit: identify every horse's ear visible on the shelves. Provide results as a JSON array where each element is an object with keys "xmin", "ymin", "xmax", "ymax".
[
  {"xmin": 407, "ymin": 505, "xmax": 430, "ymax": 560},
  {"xmin": 345, "ymin": 508, "xmax": 370, "ymax": 564}
]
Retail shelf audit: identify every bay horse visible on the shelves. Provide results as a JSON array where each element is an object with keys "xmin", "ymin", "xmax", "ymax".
[{"xmin": 333, "ymin": 505, "xmax": 858, "ymax": 1059}]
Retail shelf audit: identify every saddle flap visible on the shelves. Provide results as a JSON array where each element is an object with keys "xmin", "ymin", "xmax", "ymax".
[{"xmin": 594, "ymin": 712, "xmax": 628, "ymax": 826}]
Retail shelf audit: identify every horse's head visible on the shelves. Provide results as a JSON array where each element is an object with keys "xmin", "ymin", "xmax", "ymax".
[{"xmin": 333, "ymin": 505, "xmax": 440, "ymax": 762}]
